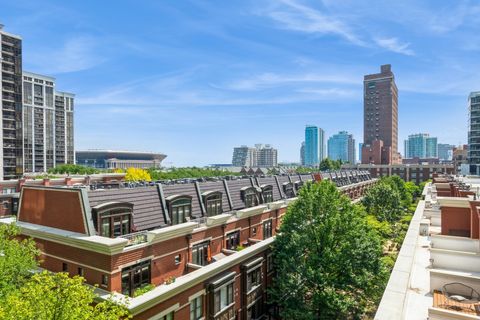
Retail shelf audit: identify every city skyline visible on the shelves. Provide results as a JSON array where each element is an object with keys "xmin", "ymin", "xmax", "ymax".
[{"xmin": 1, "ymin": 1, "xmax": 477, "ymax": 166}]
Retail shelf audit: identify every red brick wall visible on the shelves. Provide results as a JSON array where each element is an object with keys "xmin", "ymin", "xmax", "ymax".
[
  {"xmin": 441, "ymin": 207, "xmax": 471, "ymax": 237},
  {"xmin": 19, "ymin": 188, "xmax": 87, "ymax": 234}
]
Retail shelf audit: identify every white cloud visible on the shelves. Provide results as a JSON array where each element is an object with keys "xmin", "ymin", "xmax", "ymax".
[
  {"xmin": 261, "ymin": 0, "xmax": 365, "ymax": 46},
  {"xmin": 26, "ymin": 36, "xmax": 105, "ymax": 74},
  {"xmin": 224, "ymin": 72, "xmax": 359, "ymax": 91},
  {"xmin": 375, "ymin": 37, "xmax": 415, "ymax": 56}
]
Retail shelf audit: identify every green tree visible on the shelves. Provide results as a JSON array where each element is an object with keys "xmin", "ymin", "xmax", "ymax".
[
  {"xmin": 362, "ymin": 182, "xmax": 403, "ymax": 222},
  {"xmin": 0, "ymin": 224, "xmax": 39, "ymax": 300},
  {"xmin": 269, "ymin": 180, "xmax": 384, "ymax": 319},
  {"xmin": 0, "ymin": 271, "xmax": 130, "ymax": 320},
  {"xmin": 48, "ymin": 164, "xmax": 100, "ymax": 175},
  {"xmin": 319, "ymin": 158, "xmax": 334, "ymax": 171},
  {"xmin": 0, "ymin": 224, "xmax": 130, "ymax": 319}
]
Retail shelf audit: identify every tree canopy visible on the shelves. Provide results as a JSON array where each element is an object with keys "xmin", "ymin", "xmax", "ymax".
[
  {"xmin": 147, "ymin": 167, "xmax": 240, "ymax": 180},
  {"xmin": 319, "ymin": 158, "xmax": 342, "ymax": 171},
  {"xmin": 125, "ymin": 168, "xmax": 152, "ymax": 182},
  {"xmin": 0, "ymin": 224, "xmax": 130, "ymax": 319},
  {"xmin": 47, "ymin": 164, "xmax": 100, "ymax": 175},
  {"xmin": 269, "ymin": 180, "xmax": 385, "ymax": 319}
]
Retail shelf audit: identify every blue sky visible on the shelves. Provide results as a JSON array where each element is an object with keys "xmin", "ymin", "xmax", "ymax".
[{"xmin": 1, "ymin": 0, "xmax": 479, "ymax": 166}]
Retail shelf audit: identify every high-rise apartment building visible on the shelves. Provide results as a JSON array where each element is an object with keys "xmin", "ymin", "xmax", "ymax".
[
  {"xmin": 438, "ymin": 143, "xmax": 454, "ymax": 161},
  {"xmin": 232, "ymin": 144, "xmax": 277, "ymax": 167},
  {"xmin": 232, "ymin": 145, "xmax": 256, "ymax": 167},
  {"xmin": 0, "ymin": 25, "xmax": 23, "ymax": 180},
  {"xmin": 327, "ymin": 131, "xmax": 355, "ymax": 164},
  {"xmin": 404, "ymin": 133, "xmax": 437, "ymax": 159},
  {"xmin": 318, "ymin": 127, "xmax": 326, "ymax": 161},
  {"xmin": 255, "ymin": 144, "xmax": 277, "ymax": 167},
  {"xmin": 304, "ymin": 125, "xmax": 319, "ymax": 166},
  {"xmin": 22, "ymin": 72, "xmax": 75, "ymax": 173},
  {"xmin": 300, "ymin": 141, "xmax": 305, "ymax": 165},
  {"xmin": 362, "ymin": 64, "xmax": 399, "ymax": 165},
  {"xmin": 468, "ymin": 92, "xmax": 480, "ymax": 174},
  {"xmin": 426, "ymin": 136, "xmax": 438, "ymax": 158}
]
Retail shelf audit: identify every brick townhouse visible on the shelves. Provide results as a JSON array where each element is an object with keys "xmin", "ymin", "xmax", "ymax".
[{"xmin": 2, "ymin": 171, "xmax": 376, "ymax": 320}]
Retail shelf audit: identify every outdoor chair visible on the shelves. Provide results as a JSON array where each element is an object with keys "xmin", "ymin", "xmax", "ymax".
[{"xmin": 442, "ymin": 282, "xmax": 480, "ymax": 313}]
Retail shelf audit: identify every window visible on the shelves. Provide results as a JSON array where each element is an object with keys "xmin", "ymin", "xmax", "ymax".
[
  {"xmin": 214, "ymin": 282, "xmax": 234, "ymax": 314},
  {"xmin": 175, "ymin": 254, "xmax": 182, "ymax": 265},
  {"xmin": 192, "ymin": 241, "xmax": 210, "ymax": 266},
  {"xmin": 294, "ymin": 181, "xmax": 303, "ymax": 191},
  {"xmin": 225, "ymin": 230, "xmax": 240, "ymax": 250},
  {"xmin": 252, "ymin": 227, "xmax": 257, "ymax": 236},
  {"xmin": 247, "ymin": 267, "xmax": 262, "ymax": 292},
  {"xmin": 190, "ymin": 296, "xmax": 203, "ymax": 320},
  {"xmin": 121, "ymin": 260, "xmax": 151, "ymax": 296},
  {"xmin": 262, "ymin": 185, "xmax": 273, "ymax": 203},
  {"xmin": 242, "ymin": 187, "xmax": 258, "ymax": 208},
  {"xmin": 169, "ymin": 197, "xmax": 192, "ymax": 225},
  {"xmin": 267, "ymin": 255, "xmax": 274, "ymax": 273},
  {"xmin": 78, "ymin": 267, "xmax": 84, "ymax": 277},
  {"xmin": 263, "ymin": 219, "xmax": 273, "ymax": 239},
  {"xmin": 283, "ymin": 183, "xmax": 295, "ymax": 198},
  {"xmin": 98, "ymin": 208, "xmax": 132, "ymax": 238},
  {"xmin": 204, "ymin": 192, "xmax": 222, "ymax": 217},
  {"xmin": 161, "ymin": 312, "xmax": 174, "ymax": 320},
  {"xmin": 62, "ymin": 263, "xmax": 68, "ymax": 272},
  {"xmin": 101, "ymin": 275, "xmax": 108, "ymax": 286}
]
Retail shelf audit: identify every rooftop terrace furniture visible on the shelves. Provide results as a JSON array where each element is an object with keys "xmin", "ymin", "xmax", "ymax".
[{"xmin": 441, "ymin": 283, "xmax": 480, "ymax": 314}]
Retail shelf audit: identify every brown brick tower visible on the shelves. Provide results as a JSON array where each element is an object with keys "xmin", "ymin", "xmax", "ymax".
[{"xmin": 362, "ymin": 64, "xmax": 400, "ymax": 164}]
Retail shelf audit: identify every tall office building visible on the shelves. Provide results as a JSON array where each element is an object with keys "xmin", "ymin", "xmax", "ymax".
[
  {"xmin": 404, "ymin": 133, "xmax": 437, "ymax": 159},
  {"xmin": 327, "ymin": 131, "xmax": 355, "ymax": 164},
  {"xmin": 438, "ymin": 143, "xmax": 454, "ymax": 161},
  {"xmin": 22, "ymin": 72, "xmax": 75, "ymax": 173},
  {"xmin": 318, "ymin": 127, "xmax": 326, "ymax": 161},
  {"xmin": 426, "ymin": 136, "xmax": 438, "ymax": 158},
  {"xmin": 0, "ymin": 24, "xmax": 23, "ymax": 180},
  {"xmin": 300, "ymin": 141, "xmax": 305, "ymax": 165},
  {"xmin": 362, "ymin": 64, "xmax": 399, "ymax": 164},
  {"xmin": 304, "ymin": 125, "xmax": 319, "ymax": 166},
  {"xmin": 358, "ymin": 143, "xmax": 363, "ymax": 163},
  {"xmin": 468, "ymin": 92, "xmax": 480, "ymax": 173}
]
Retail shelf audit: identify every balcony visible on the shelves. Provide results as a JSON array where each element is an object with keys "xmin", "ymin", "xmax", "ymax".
[
  {"xmin": 116, "ymin": 230, "xmax": 148, "ymax": 247},
  {"xmin": 212, "ymin": 303, "xmax": 235, "ymax": 320}
]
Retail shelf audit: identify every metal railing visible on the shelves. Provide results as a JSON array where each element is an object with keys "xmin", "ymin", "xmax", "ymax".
[{"xmin": 117, "ymin": 231, "xmax": 148, "ymax": 247}]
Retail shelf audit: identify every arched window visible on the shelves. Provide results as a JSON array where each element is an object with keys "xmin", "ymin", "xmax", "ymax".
[
  {"xmin": 167, "ymin": 196, "xmax": 192, "ymax": 225},
  {"xmin": 203, "ymin": 191, "xmax": 223, "ymax": 217},
  {"xmin": 261, "ymin": 185, "xmax": 274, "ymax": 203},
  {"xmin": 241, "ymin": 187, "xmax": 259, "ymax": 208},
  {"xmin": 283, "ymin": 182, "xmax": 295, "ymax": 198},
  {"xmin": 92, "ymin": 202, "xmax": 134, "ymax": 238}
]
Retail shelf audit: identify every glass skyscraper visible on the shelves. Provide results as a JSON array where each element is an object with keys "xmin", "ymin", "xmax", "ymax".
[
  {"xmin": 404, "ymin": 133, "xmax": 437, "ymax": 158},
  {"xmin": 304, "ymin": 126, "xmax": 319, "ymax": 166},
  {"xmin": 327, "ymin": 131, "xmax": 355, "ymax": 164}
]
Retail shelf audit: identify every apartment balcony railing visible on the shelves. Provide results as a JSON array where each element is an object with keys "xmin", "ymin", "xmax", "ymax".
[{"xmin": 117, "ymin": 230, "xmax": 148, "ymax": 247}]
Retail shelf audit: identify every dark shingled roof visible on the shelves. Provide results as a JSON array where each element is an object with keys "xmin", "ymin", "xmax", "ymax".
[
  {"xmin": 88, "ymin": 187, "xmax": 166, "ymax": 231},
  {"xmin": 162, "ymin": 183, "xmax": 203, "ymax": 220},
  {"xmin": 226, "ymin": 178, "xmax": 255, "ymax": 210},
  {"xmin": 255, "ymin": 176, "xmax": 283, "ymax": 201},
  {"xmin": 197, "ymin": 181, "xmax": 232, "ymax": 213}
]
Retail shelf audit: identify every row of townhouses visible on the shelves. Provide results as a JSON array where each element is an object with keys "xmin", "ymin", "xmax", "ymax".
[{"xmin": 2, "ymin": 171, "xmax": 376, "ymax": 320}]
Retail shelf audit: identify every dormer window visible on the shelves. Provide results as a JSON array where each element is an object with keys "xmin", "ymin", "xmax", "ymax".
[
  {"xmin": 92, "ymin": 202, "xmax": 134, "ymax": 238},
  {"xmin": 261, "ymin": 185, "xmax": 274, "ymax": 203},
  {"xmin": 294, "ymin": 181, "xmax": 303, "ymax": 191},
  {"xmin": 241, "ymin": 187, "xmax": 259, "ymax": 208},
  {"xmin": 167, "ymin": 196, "xmax": 192, "ymax": 225},
  {"xmin": 283, "ymin": 183, "xmax": 295, "ymax": 198},
  {"xmin": 203, "ymin": 191, "xmax": 223, "ymax": 217}
]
